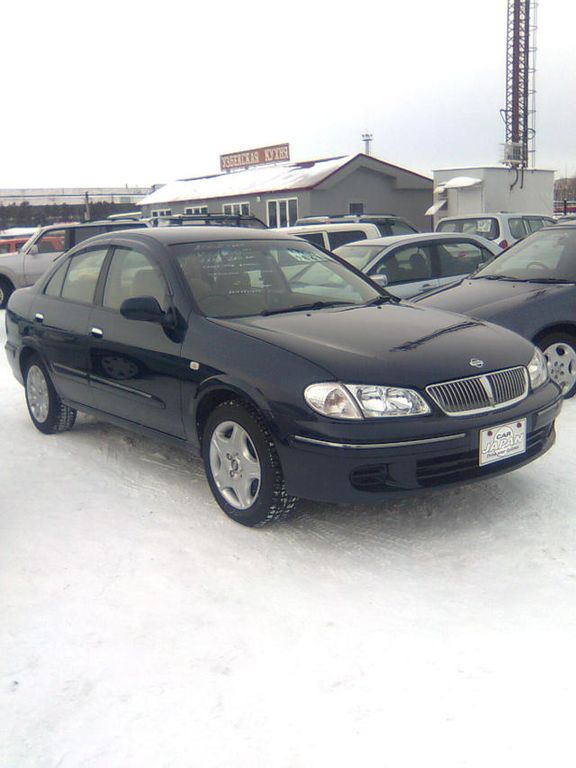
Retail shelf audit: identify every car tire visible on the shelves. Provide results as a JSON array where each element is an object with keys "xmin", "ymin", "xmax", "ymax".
[
  {"xmin": 202, "ymin": 400, "xmax": 297, "ymax": 527},
  {"xmin": 24, "ymin": 356, "xmax": 77, "ymax": 434},
  {"xmin": 537, "ymin": 333, "xmax": 576, "ymax": 399},
  {"xmin": 0, "ymin": 277, "xmax": 14, "ymax": 309}
]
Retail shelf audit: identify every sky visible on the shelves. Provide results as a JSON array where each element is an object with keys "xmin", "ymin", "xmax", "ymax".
[{"xmin": 3, "ymin": 0, "xmax": 576, "ymax": 188}]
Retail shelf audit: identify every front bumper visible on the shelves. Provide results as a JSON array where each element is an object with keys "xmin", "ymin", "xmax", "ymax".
[{"xmin": 276, "ymin": 383, "xmax": 562, "ymax": 503}]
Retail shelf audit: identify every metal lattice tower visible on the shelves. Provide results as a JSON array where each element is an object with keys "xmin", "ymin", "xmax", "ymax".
[{"xmin": 503, "ymin": 0, "xmax": 537, "ymax": 168}]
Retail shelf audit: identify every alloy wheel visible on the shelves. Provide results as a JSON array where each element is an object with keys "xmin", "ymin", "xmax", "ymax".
[{"xmin": 209, "ymin": 420, "xmax": 262, "ymax": 510}]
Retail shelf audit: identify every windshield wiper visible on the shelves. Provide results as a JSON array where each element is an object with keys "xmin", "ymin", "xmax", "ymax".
[
  {"xmin": 522, "ymin": 277, "xmax": 575, "ymax": 284},
  {"xmin": 363, "ymin": 295, "xmax": 399, "ymax": 306},
  {"xmin": 260, "ymin": 300, "xmax": 355, "ymax": 316},
  {"xmin": 474, "ymin": 274, "xmax": 524, "ymax": 281}
]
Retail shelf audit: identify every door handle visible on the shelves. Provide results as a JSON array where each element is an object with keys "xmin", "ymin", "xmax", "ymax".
[
  {"xmin": 35, "ymin": 313, "xmax": 44, "ymax": 323},
  {"xmin": 90, "ymin": 327, "xmax": 103, "ymax": 338}
]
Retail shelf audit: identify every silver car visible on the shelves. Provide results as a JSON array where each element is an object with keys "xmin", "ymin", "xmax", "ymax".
[
  {"xmin": 333, "ymin": 232, "xmax": 502, "ymax": 299},
  {"xmin": 0, "ymin": 221, "xmax": 146, "ymax": 308}
]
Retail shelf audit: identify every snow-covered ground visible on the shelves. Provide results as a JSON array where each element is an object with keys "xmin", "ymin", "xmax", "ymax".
[{"xmin": 1, "ymin": 309, "xmax": 575, "ymax": 768}]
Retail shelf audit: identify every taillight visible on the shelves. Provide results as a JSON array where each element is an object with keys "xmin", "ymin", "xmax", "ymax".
[{"xmin": 499, "ymin": 239, "xmax": 509, "ymax": 249}]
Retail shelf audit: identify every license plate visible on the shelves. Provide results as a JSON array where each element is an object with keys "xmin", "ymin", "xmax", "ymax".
[{"xmin": 479, "ymin": 418, "xmax": 527, "ymax": 466}]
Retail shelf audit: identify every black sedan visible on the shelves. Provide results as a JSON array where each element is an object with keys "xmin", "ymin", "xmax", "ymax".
[
  {"xmin": 417, "ymin": 225, "xmax": 576, "ymax": 397},
  {"xmin": 4, "ymin": 227, "xmax": 562, "ymax": 526}
]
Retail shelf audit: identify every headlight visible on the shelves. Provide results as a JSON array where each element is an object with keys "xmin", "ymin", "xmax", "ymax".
[
  {"xmin": 304, "ymin": 383, "xmax": 431, "ymax": 419},
  {"xmin": 527, "ymin": 348, "xmax": 549, "ymax": 390}
]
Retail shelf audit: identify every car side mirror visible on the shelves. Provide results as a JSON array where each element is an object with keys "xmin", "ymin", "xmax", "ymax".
[
  {"xmin": 28, "ymin": 244, "xmax": 39, "ymax": 255},
  {"xmin": 371, "ymin": 273, "xmax": 388, "ymax": 288},
  {"xmin": 120, "ymin": 296, "xmax": 165, "ymax": 323}
]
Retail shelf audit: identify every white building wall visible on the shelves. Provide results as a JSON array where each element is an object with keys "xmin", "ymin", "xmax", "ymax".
[{"xmin": 433, "ymin": 167, "xmax": 554, "ymax": 225}]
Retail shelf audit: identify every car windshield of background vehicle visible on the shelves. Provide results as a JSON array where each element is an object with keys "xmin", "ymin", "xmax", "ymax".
[
  {"xmin": 171, "ymin": 240, "xmax": 380, "ymax": 318},
  {"xmin": 333, "ymin": 244, "xmax": 387, "ymax": 270},
  {"xmin": 437, "ymin": 218, "xmax": 499, "ymax": 240},
  {"xmin": 475, "ymin": 228, "xmax": 576, "ymax": 282}
]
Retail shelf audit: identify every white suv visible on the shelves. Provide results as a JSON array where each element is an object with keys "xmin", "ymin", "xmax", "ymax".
[
  {"xmin": 276, "ymin": 214, "xmax": 418, "ymax": 251},
  {"xmin": 436, "ymin": 213, "xmax": 556, "ymax": 249}
]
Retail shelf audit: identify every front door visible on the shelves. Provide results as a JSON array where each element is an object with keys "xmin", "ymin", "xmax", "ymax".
[{"xmin": 88, "ymin": 245, "xmax": 186, "ymax": 438}]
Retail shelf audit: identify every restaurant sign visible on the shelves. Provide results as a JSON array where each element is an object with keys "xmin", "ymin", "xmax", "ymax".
[{"xmin": 220, "ymin": 143, "xmax": 290, "ymax": 172}]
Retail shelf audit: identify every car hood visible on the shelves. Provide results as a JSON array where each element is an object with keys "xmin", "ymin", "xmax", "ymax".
[
  {"xmin": 416, "ymin": 277, "xmax": 572, "ymax": 319},
  {"xmin": 217, "ymin": 303, "xmax": 535, "ymax": 388}
]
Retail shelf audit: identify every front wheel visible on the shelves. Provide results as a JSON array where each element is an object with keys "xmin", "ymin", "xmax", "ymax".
[
  {"xmin": 25, "ymin": 357, "xmax": 77, "ymax": 434},
  {"xmin": 202, "ymin": 401, "xmax": 297, "ymax": 527},
  {"xmin": 537, "ymin": 333, "xmax": 576, "ymax": 398}
]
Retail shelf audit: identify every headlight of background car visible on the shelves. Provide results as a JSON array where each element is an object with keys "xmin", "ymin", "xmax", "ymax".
[
  {"xmin": 528, "ymin": 348, "xmax": 549, "ymax": 390},
  {"xmin": 304, "ymin": 383, "xmax": 431, "ymax": 419}
]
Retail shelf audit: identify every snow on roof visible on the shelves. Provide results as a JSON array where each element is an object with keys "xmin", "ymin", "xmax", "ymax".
[{"xmin": 139, "ymin": 155, "xmax": 353, "ymax": 206}]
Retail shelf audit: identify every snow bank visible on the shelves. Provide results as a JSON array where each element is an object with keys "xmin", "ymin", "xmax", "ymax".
[{"xmin": 1, "ymin": 311, "xmax": 575, "ymax": 767}]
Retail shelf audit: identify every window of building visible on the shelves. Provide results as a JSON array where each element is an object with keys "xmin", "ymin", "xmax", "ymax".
[
  {"xmin": 222, "ymin": 202, "xmax": 250, "ymax": 216},
  {"xmin": 60, "ymin": 248, "xmax": 109, "ymax": 304},
  {"xmin": 267, "ymin": 198, "xmax": 298, "ymax": 228},
  {"xmin": 185, "ymin": 206, "xmax": 209, "ymax": 215},
  {"xmin": 151, "ymin": 209, "xmax": 172, "ymax": 217}
]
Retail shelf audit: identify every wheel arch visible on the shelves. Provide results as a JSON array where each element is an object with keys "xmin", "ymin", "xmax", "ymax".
[
  {"xmin": 194, "ymin": 380, "xmax": 274, "ymax": 447},
  {"xmin": 533, "ymin": 323, "xmax": 576, "ymax": 345}
]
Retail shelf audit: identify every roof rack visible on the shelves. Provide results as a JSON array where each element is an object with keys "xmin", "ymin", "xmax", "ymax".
[
  {"xmin": 149, "ymin": 213, "xmax": 267, "ymax": 229},
  {"xmin": 294, "ymin": 213, "xmax": 400, "ymax": 225}
]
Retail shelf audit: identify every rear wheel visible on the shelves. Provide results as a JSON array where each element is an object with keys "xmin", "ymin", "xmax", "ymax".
[
  {"xmin": 24, "ymin": 356, "xmax": 77, "ymax": 434},
  {"xmin": 537, "ymin": 333, "xmax": 576, "ymax": 398},
  {"xmin": 202, "ymin": 401, "xmax": 297, "ymax": 527},
  {"xmin": 0, "ymin": 277, "xmax": 14, "ymax": 309}
]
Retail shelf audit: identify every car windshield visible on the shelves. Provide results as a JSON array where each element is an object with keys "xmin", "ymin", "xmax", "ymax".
[
  {"xmin": 171, "ymin": 240, "xmax": 381, "ymax": 318},
  {"xmin": 474, "ymin": 228, "xmax": 576, "ymax": 282},
  {"xmin": 332, "ymin": 244, "xmax": 387, "ymax": 271}
]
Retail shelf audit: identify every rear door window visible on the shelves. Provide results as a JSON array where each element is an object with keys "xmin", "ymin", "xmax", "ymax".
[
  {"xmin": 60, "ymin": 247, "xmax": 109, "ymax": 304},
  {"xmin": 73, "ymin": 226, "xmax": 107, "ymax": 246},
  {"xmin": 327, "ymin": 229, "xmax": 367, "ymax": 250},
  {"xmin": 509, "ymin": 218, "xmax": 527, "ymax": 239}
]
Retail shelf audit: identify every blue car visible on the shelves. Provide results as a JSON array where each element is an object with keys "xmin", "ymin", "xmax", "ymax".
[{"xmin": 417, "ymin": 224, "xmax": 576, "ymax": 397}]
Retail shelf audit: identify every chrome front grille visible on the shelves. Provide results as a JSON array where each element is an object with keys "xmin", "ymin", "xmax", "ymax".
[{"xmin": 426, "ymin": 366, "xmax": 529, "ymax": 416}]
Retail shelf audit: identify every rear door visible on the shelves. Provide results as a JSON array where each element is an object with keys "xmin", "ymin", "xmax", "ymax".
[
  {"xmin": 29, "ymin": 245, "xmax": 110, "ymax": 407},
  {"xmin": 88, "ymin": 242, "xmax": 186, "ymax": 438}
]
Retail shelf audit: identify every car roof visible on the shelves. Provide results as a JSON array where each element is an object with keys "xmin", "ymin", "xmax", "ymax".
[
  {"xmin": 74, "ymin": 226, "xmax": 305, "ymax": 247},
  {"xmin": 335, "ymin": 232, "xmax": 498, "ymax": 248},
  {"xmin": 279, "ymin": 222, "xmax": 380, "ymax": 234},
  {"xmin": 438, "ymin": 213, "xmax": 554, "ymax": 221}
]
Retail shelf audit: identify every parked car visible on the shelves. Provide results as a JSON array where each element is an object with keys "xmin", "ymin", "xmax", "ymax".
[
  {"xmin": 333, "ymin": 232, "xmax": 501, "ymax": 299},
  {"xmin": 278, "ymin": 214, "xmax": 418, "ymax": 251},
  {"xmin": 436, "ymin": 213, "xmax": 556, "ymax": 249},
  {"xmin": 0, "ymin": 220, "xmax": 147, "ymax": 308},
  {"xmin": 5, "ymin": 227, "xmax": 561, "ymax": 526},
  {"xmin": 416, "ymin": 224, "xmax": 576, "ymax": 397}
]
